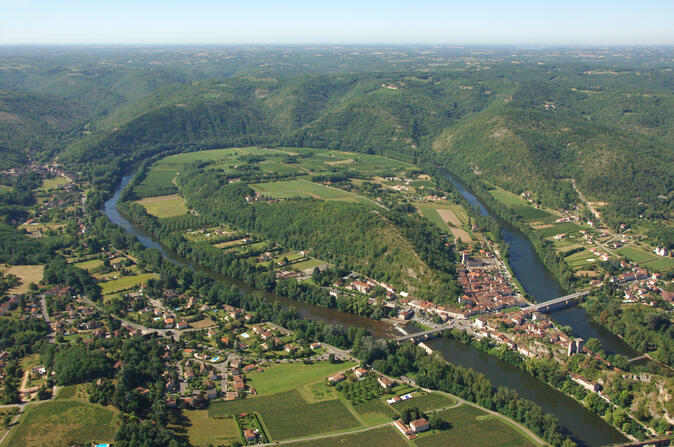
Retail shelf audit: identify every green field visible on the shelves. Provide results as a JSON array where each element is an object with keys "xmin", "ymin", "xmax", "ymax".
[
  {"xmin": 99, "ymin": 272, "xmax": 159, "ymax": 294},
  {"xmin": 284, "ymin": 426, "xmax": 408, "ymax": 447},
  {"xmin": 641, "ymin": 256, "xmax": 674, "ymax": 272},
  {"xmin": 183, "ymin": 410, "xmax": 239, "ymax": 447},
  {"xmin": 352, "ymin": 397, "xmax": 397, "ymax": 425},
  {"xmin": 489, "ymin": 188, "xmax": 528, "ymax": 206},
  {"xmin": 512, "ymin": 205, "xmax": 553, "ymax": 222},
  {"xmin": 290, "ymin": 258, "xmax": 329, "ymax": 272},
  {"xmin": 136, "ymin": 194, "xmax": 189, "ymax": 218},
  {"xmin": 564, "ymin": 250, "xmax": 598, "ymax": 268},
  {"xmin": 73, "ymin": 259, "xmax": 103, "ymax": 271},
  {"xmin": 248, "ymin": 362, "xmax": 356, "ymax": 395},
  {"xmin": 40, "ymin": 176, "xmax": 70, "ymax": 190},
  {"xmin": 535, "ymin": 222, "xmax": 582, "ymax": 238},
  {"xmin": 209, "ymin": 390, "xmax": 359, "ymax": 440},
  {"xmin": 617, "ymin": 246, "xmax": 657, "ymax": 264},
  {"xmin": 2, "ymin": 400, "xmax": 120, "ymax": 447},
  {"xmin": 252, "ymin": 180, "xmax": 374, "ymax": 207},
  {"xmin": 415, "ymin": 203, "xmax": 450, "ymax": 230},
  {"xmin": 391, "ymin": 392, "xmax": 455, "ymax": 413},
  {"xmin": 414, "ymin": 405, "xmax": 537, "ymax": 447},
  {"xmin": 133, "ymin": 167, "xmax": 178, "ymax": 197}
]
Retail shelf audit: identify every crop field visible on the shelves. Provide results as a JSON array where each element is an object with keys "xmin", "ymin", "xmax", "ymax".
[
  {"xmin": 489, "ymin": 187, "xmax": 528, "ymax": 206},
  {"xmin": 40, "ymin": 176, "xmax": 70, "ymax": 190},
  {"xmin": 641, "ymin": 256, "xmax": 674, "ymax": 272},
  {"xmin": 391, "ymin": 392, "xmax": 455, "ymax": 413},
  {"xmin": 136, "ymin": 194, "xmax": 189, "ymax": 218},
  {"xmin": 73, "ymin": 259, "xmax": 103, "ymax": 271},
  {"xmin": 284, "ymin": 426, "xmax": 408, "ymax": 447},
  {"xmin": 99, "ymin": 272, "xmax": 158, "ymax": 294},
  {"xmin": 535, "ymin": 222, "xmax": 582, "ymax": 238},
  {"xmin": 0, "ymin": 265, "xmax": 44, "ymax": 294},
  {"xmin": 564, "ymin": 250, "xmax": 597, "ymax": 268},
  {"xmin": 209, "ymin": 390, "xmax": 359, "ymax": 440},
  {"xmin": 248, "ymin": 362, "xmax": 356, "ymax": 395},
  {"xmin": 133, "ymin": 168, "xmax": 178, "ymax": 198},
  {"xmin": 512, "ymin": 205, "xmax": 554, "ymax": 222},
  {"xmin": 353, "ymin": 397, "xmax": 397, "ymax": 425},
  {"xmin": 617, "ymin": 246, "xmax": 657, "ymax": 264},
  {"xmin": 183, "ymin": 410, "xmax": 239, "ymax": 447},
  {"xmin": 290, "ymin": 258, "xmax": 329, "ymax": 272},
  {"xmin": 3, "ymin": 400, "xmax": 120, "ymax": 447},
  {"xmin": 415, "ymin": 203, "xmax": 472, "ymax": 242},
  {"xmin": 414, "ymin": 405, "xmax": 537, "ymax": 447},
  {"xmin": 252, "ymin": 180, "xmax": 363, "ymax": 201}
]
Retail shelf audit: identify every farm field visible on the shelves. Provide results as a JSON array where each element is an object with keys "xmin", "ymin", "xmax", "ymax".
[
  {"xmin": 564, "ymin": 250, "xmax": 597, "ymax": 268},
  {"xmin": 209, "ymin": 389, "xmax": 359, "ymax": 440},
  {"xmin": 133, "ymin": 167, "xmax": 178, "ymax": 198},
  {"xmin": 414, "ymin": 404, "xmax": 537, "ymax": 447},
  {"xmin": 248, "ymin": 362, "xmax": 357, "ymax": 396},
  {"xmin": 40, "ymin": 176, "xmax": 70, "ymax": 190},
  {"xmin": 136, "ymin": 194, "xmax": 188, "ymax": 218},
  {"xmin": 489, "ymin": 187, "xmax": 528, "ymax": 206},
  {"xmin": 617, "ymin": 246, "xmax": 657, "ymax": 264},
  {"xmin": 73, "ymin": 259, "xmax": 103, "ymax": 271},
  {"xmin": 512, "ymin": 205, "xmax": 554, "ymax": 222},
  {"xmin": 252, "ymin": 180, "xmax": 373, "ymax": 206},
  {"xmin": 415, "ymin": 202, "xmax": 472, "ymax": 242},
  {"xmin": 284, "ymin": 425, "xmax": 409, "ymax": 447},
  {"xmin": 641, "ymin": 256, "xmax": 674, "ymax": 273},
  {"xmin": 391, "ymin": 391, "xmax": 456, "ymax": 413},
  {"xmin": 535, "ymin": 222, "xmax": 582, "ymax": 238},
  {"xmin": 2, "ymin": 400, "xmax": 120, "ymax": 447},
  {"xmin": 182, "ymin": 410, "xmax": 239, "ymax": 447},
  {"xmin": 0, "ymin": 265, "xmax": 44, "ymax": 294},
  {"xmin": 290, "ymin": 258, "xmax": 329, "ymax": 272},
  {"xmin": 99, "ymin": 272, "xmax": 158, "ymax": 294},
  {"xmin": 352, "ymin": 397, "xmax": 397, "ymax": 425}
]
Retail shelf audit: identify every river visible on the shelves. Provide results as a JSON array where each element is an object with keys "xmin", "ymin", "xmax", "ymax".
[{"xmin": 104, "ymin": 171, "xmax": 628, "ymax": 446}]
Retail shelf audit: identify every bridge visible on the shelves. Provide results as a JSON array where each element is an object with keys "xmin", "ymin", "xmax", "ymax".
[
  {"xmin": 394, "ymin": 326, "xmax": 451, "ymax": 343},
  {"xmin": 522, "ymin": 290, "xmax": 590, "ymax": 313}
]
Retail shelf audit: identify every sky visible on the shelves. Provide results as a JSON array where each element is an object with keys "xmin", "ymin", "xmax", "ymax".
[{"xmin": 1, "ymin": 0, "xmax": 673, "ymax": 45}]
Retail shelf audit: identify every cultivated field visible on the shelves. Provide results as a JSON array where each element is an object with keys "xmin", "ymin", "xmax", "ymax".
[
  {"xmin": 252, "ymin": 180, "xmax": 374, "ymax": 206},
  {"xmin": 136, "ymin": 194, "xmax": 188, "ymax": 218},
  {"xmin": 535, "ymin": 222, "xmax": 582, "ymax": 238},
  {"xmin": 391, "ymin": 391, "xmax": 455, "ymax": 413},
  {"xmin": 284, "ymin": 425, "xmax": 409, "ymax": 447},
  {"xmin": 414, "ymin": 404, "xmax": 537, "ymax": 447},
  {"xmin": 0, "ymin": 265, "xmax": 44, "ymax": 294},
  {"xmin": 182, "ymin": 410, "xmax": 239, "ymax": 447},
  {"xmin": 73, "ymin": 259, "xmax": 103, "ymax": 271},
  {"xmin": 133, "ymin": 167, "xmax": 178, "ymax": 198},
  {"xmin": 489, "ymin": 187, "xmax": 528, "ymax": 206},
  {"xmin": 99, "ymin": 272, "xmax": 159, "ymax": 294},
  {"xmin": 248, "ymin": 362, "xmax": 356, "ymax": 396},
  {"xmin": 3, "ymin": 400, "xmax": 120, "ymax": 447}
]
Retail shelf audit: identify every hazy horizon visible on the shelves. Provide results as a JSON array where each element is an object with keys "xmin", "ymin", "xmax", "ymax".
[{"xmin": 2, "ymin": 0, "xmax": 673, "ymax": 46}]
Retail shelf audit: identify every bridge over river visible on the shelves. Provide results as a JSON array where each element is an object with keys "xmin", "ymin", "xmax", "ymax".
[{"xmin": 395, "ymin": 290, "xmax": 591, "ymax": 343}]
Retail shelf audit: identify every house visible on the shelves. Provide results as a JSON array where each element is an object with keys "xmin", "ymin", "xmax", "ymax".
[
  {"xmin": 328, "ymin": 373, "xmax": 345, "ymax": 384},
  {"xmin": 378, "ymin": 376, "xmax": 393, "ymax": 389},
  {"xmin": 410, "ymin": 418, "xmax": 430, "ymax": 433},
  {"xmin": 284, "ymin": 344, "xmax": 297, "ymax": 353},
  {"xmin": 394, "ymin": 419, "xmax": 414, "ymax": 437},
  {"xmin": 351, "ymin": 281, "xmax": 373, "ymax": 294},
  {"xmin": 354, "ymin": 367, "xmax": 368, "ymax": 379},
  {"xmin": 176, "ymin": 320, "xmax": 189, "ymax": 330},
  {"xmin": 207, "ymin": 329, "xmax": 217, "ymax": 338},
  {"xmin": 310, "ymin": 342, "xmax": 321, "ymax": 350},
  {"xmin": 570, "ymin": 373, "xmax": 600, "ymax": 392},
  {"xmin": 243, "ymin": 429, "xmax": 259, "ymax": 442},
  {"xmin": 205, "ymin": 388, "xmax": 217, "ymax": 400}
]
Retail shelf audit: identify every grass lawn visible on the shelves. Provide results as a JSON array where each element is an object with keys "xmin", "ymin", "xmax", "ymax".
[
  {"xmin": 183, "ymin": 410, "xmax": 239, "ymax": 447},
  {"xmin": 617, "ymin": 246, "xmax": 657, "ymax": 264},
  {"xmin": 73, "ymin": 259, "xmax": 103, "ymax": 272},
  {"xmin": 248, "ymin": 362, "xmax": 357, "ymax": 395},
  {"xmin": 209, "ymin": 390, "xmax": 359, "ymax": 440},
  {"xmin": 512, "ymin": 205, "xmax": 553, "ymax": 222},
  {"xmin": 133, "ymin": 168, "xmax": 178, "ymax": 197},
  {"xmin": 290, "ymin": 258, "xmax": 329, "ymax": 272},
  {"xmin": 353, "ymin": 397, "xmax": 397, "ymax": 425},
  {"xmin": 535, "ymin": 222, "xmax": 582, "ymax": 238},
  {"xmin": 99, "ymin": 272, "xmax": 159, "ymax": 294},
  {"xmin": 136, "ymin": 194, "xmax": 188, "ymax": 218},
  {"xmin": 0, "ymin": 265, "xmax": 44, "ymax": 294},
  {"xmin": 413, "ymin": 404, "xmax": 537, "ymax": 447},
  {"xmin": 641, "ymin": 256, "xmax": 674, "ymax": 272},
  {"xmin": 2, "ymin": 400, "xmax": 120, "ymax": 447},
  {"xmin": 391, "ymin": 392, "xmax": 455, "ymax": 414},
  {"xmin": 284, "ymin": 426, "xmax": 409, "ymax": 447},
  {"xmin": 40, "ymin": 176, "xmax": 70, "ymax": 190},
  {"xmin": 489, "ymin": 187, "xmax": 528, "ymax": 206}
]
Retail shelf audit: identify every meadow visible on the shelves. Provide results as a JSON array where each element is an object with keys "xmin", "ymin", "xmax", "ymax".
[
  {"xmin": 209, "ymin": 390, "xmax": 359, "ymax": 440},
  {"xmin": 99, "ymin": 272, "xmax": 158, "ymax": 294},
  {"xmin": 512, "ymin": 205, "xmax": 554, "ymax": 222},
  {"xmin": 489, "ymin": 187, "xmax": 528, "ymax": 206},
  {"xmin": 535, "ymin": 222, "xmax": 582, "ymax": 238},
  {"xmin": 414, "ymin": 404, "xmax": 538, "ymax": 447},
  {"xmin": 3, "ymin": 400, "xmax": 120, "ymax": 447},
  {"xmin": 182, "ymin": 410, "xmax": 239, "ymax": 447},
  {"xmin": 73, "ymin": 259, "xmax": 103, "ymax": 271},
  {"xmin": 248, "ymin": 362, "xmax": 356, "ymax": 396},
  {"xmin": 40, "ymin": 176, "xmax": 70, "ymax": 190},
  {"xmin": 252, "ymin": 180, "xmax": 373, "ymax": 207},
  {"xmin": 391, "ymin": 391, "xmax": 455, "ymax": 413},
  {"xmin": 617, "ymin": 246, "xmax": 657, "ymax": 264},
  {"xmin": 0, "ymin": 265, "xmax": 44, "ymax": 294},
  {"xmin": 641, "ymin": 256, "xmax": 674, "ymax": 273},
  {"xmin": 133, "ymin": 167, "xmax": 178, "ymax": 198},
  {"xmin": 136, "ymin": 194, "xmax": 189, "ymax": 218},
  {"xmin": 284, "ymin": 426, "xmax": 409, "ymax": 447}
]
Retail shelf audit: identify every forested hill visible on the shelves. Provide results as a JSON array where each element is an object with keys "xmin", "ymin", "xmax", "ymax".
[{"xmin": 1, "ymin": 47, "xmax": 671, "ymax": 224}]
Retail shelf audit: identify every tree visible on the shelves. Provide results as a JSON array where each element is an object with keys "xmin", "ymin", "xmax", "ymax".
[
  {"xmin": 584, "ymin": 338, "xmax": 602, "ymax": 353},
  {"xmin": 328, "ymin": 353, "xmax": 336, "ymax": 364}
]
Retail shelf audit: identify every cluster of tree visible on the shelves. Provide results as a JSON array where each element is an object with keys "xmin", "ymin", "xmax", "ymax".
[
  {"xmin": 53, "ymin": 344, "xmax": 112, "ymax": 385},
  {"xmin": 584, "ymin": 285, "xmax": 673, "ymax": 367}
]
